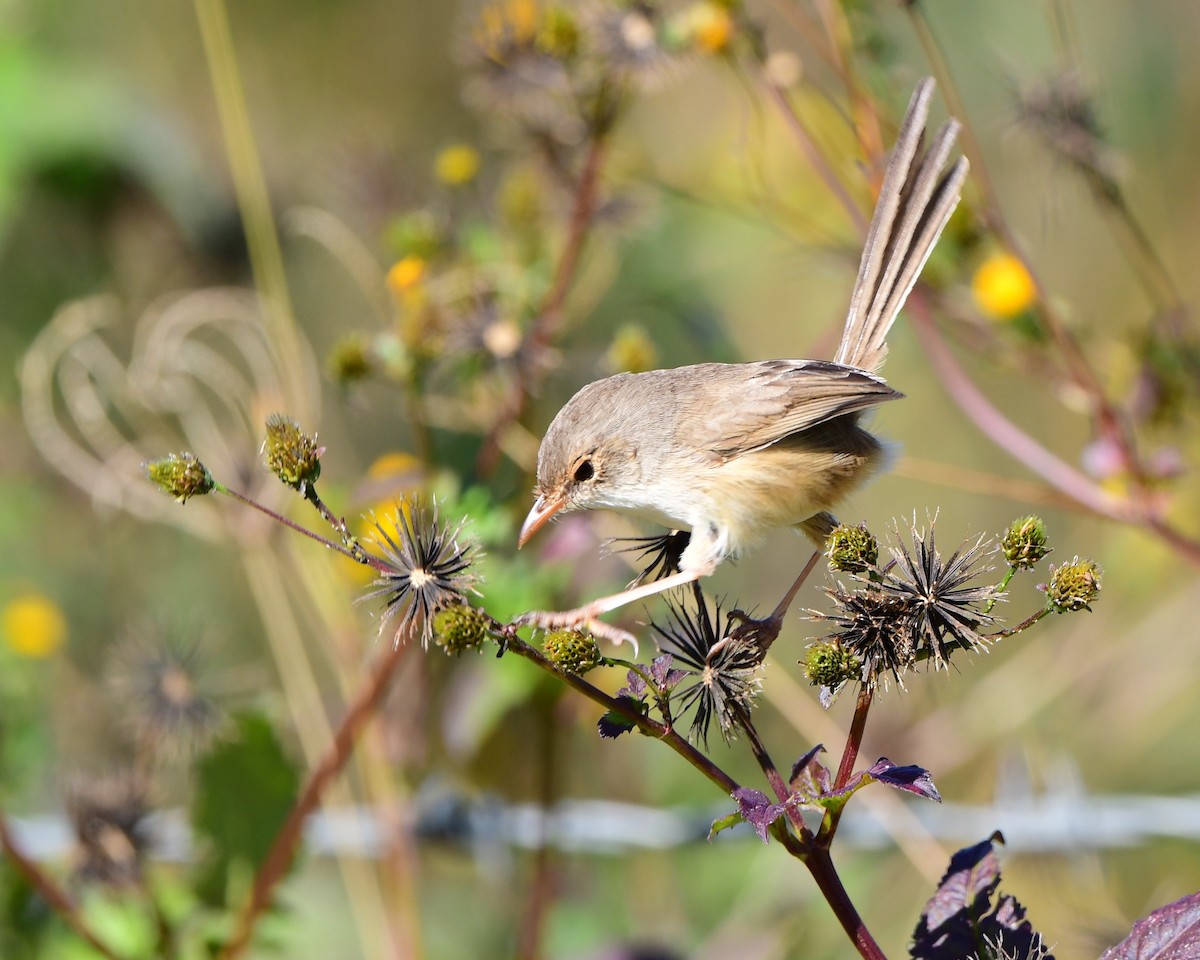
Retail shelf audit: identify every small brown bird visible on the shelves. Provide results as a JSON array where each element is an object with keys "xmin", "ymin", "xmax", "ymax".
[{"xmin": 518, "ymin": 79, "xmax": 968, "ymax": 637}]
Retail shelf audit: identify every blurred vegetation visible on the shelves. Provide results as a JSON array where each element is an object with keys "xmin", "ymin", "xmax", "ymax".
[{"xmin": 3, "ymin": 1, "xmax": 1200, "ymax": 958}]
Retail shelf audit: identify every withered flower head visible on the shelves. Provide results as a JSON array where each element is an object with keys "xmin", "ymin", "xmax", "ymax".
[
  {"xmin": 67, "ymin": 774, "xmax": 151, "ymax": 888},
  {"xmin": 107, "ymin": 629, "xmax": 221, "ymax": 756},
  {"xmin": 585, "ymin": 2, "xmax": 682, "ymax": 90},
  {"xmin": 262, "ymin": 413, "xmax": 323, "ymax": 494},
  {"xmin": 879, "ymin": 523, "xmax": 998, "ymax": 669},
  {"xmin": 812, "ymin": 587, "xmax": 916, "ymax": 686},
  {"xmin": 362, "ymin": 498, "xmax": 480, "ymax": 646},
  {"xmin": 1016, "ymin": 71, "xmax": 1118, "ymax": 199},
  {"xmin": 145, "ymin": 452, "xmax": 215, "ymax": 503},
  {"xmin": 605, "ymin": 529, "xmax": 690, "ymax": 584},
  {"xmin": 651, "ymin": 588, "xmax": 762, "ymax": 746}
]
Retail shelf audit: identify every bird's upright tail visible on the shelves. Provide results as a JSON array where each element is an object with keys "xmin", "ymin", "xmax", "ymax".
[{"xmin": 834, "ymin": 78, "xmax": 969, "ymax": 374}]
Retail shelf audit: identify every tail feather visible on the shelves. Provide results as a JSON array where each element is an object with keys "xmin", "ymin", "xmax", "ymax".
[{"xmin": 834, "ymin": 78, "xmax": 968, "ymax": 373}]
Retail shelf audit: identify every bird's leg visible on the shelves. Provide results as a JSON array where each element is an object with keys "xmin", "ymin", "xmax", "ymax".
[
  {"xmin": 515, "ymin": 566, "xmax": 708, "ymax": 653},
  {"xmin": 729, "ymin": 549, "xmax": 822, "ymax": 655}
]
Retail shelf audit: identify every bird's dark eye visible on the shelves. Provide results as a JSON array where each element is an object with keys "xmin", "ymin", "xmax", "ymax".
[{"xmin": 573, "ymin": 459, "xmax": 594, "ymax": 483}]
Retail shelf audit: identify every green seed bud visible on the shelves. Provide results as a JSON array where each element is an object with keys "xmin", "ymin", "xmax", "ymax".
[
  {"xmin": 543, "ymin": 630, "xmax": 602, "ymax": 675},
  {"xmin": 145, "ymin": 453, "xmax": 215, "ymax": 503},
  {"xmin": 802, "ymin": 641, "xmax": 862, "ymax": 688},
  {"xmin": 1001, "ymin": 515, "xmax": 1051, "ymax": 569},
  {"xmin": 263, "ymin": 414, "xmax": 323, "ymax": 493},
  {"xmin": 433, "ymin": 605, "xmax": 496, "ymax": 655},
  {"xmin": 826, "ymin": 524, "xmax": 879, "ymax": 574},
  {"xmin": 327, "ymin": 335, "xmax": 373, "ymax": 384},
  {"xmin": 1043, "ymin": 557, "xmax": 1102, "ymax": 612}
]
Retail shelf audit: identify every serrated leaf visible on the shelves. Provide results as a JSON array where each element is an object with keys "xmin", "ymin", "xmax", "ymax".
[
  {"xmin": 868, "ymin": 757, "xmax": 942, "ymax": 802},
  {"xmin": 597, "ymin": 696, "xmax": 645, "ymax": 739},
  {"xmin": 1100, "ymin": 890, "xmax": 1200, "ymax": 960},
  {"xmin": 191, "ymin": 712, "xmax": 300, "ymax": 907},
  {"xmin": 911, "ymin": 833, "xmax": 1053, "ymax": 960}
]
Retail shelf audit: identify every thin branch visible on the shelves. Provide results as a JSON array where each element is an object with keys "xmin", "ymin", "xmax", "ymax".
[
  {"xmin": 219, "ymin": 633, "xmax": 414, "ymax": 960},
  {"xmin": 502, "ymin": 634, "xmax": 741, "ymax": 795},
  {"xmin": 476, "ymin": 122, "xmax": 610, "ymax": 476},
  {"xmin": 834, "ymin": 685, "xmax": 874, "ymax": 792},
  {"xmin": 0, "ymin": 815, "xmax": 127, "ymax": 960}
]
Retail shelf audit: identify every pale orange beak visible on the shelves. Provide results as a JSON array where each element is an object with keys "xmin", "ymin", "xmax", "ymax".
[{"xmin": 518, "ymin": 493, "xmax": 565, "ymax": 548}]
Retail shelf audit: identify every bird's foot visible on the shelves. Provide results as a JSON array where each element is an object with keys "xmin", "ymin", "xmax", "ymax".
[{"xmin": 514, "ymin": 607, "xmax": 639, "ymax": 655}]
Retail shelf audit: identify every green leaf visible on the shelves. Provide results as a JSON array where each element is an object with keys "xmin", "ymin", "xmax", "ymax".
[{"xmin": 191, "ymin": 712, "xmax": 300, "ymax": 907}]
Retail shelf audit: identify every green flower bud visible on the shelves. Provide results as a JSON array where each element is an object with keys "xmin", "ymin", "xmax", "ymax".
[
  {"xmin": 432, "ymin": 605, "xmax": 496, "ymax": 655},
  {"xmin": 1001, "ymin": 515, "xmax": 1050, "ymax": 569},
  {"xmin": 145, "ymin": 453, "xmax": 215, "ymax": 503},
  {"xmin": 1043, "ymin": 557, "xmax": 1102, "ymax": 612},
  {"xmin": 543, "ymin": 630, "xmax": 602, "ymax": 674},
  {"xmin": 826, "ymin": 524, "xmax": 879, "ymax": 574},
  {"xmin": 263, "ymin": 414, "xmax": 322, "ymax": 493},
  {"xmin": 327, "ymin": 335, "xmax": 373, "ymax": 384},
  {"xmin": 802, "ymin": 641, "xmax": 862, "ymax": 688}
]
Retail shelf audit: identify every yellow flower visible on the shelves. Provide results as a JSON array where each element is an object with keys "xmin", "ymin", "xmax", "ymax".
[
  {"xmin": 972, "ymin": 252, "xmax": 1036, "ymax": 320},
  {"xmin": 387, "ymin": 256, "xmax": 427, "ymax": 297},
  {"xmin": 690, "ymin": 3, "xmax": 734, "ymax": 54},
  {"xmin": 3, "ymin": 593, "xmax": 67, "ymax": 658},
  {"xmin": 434, "ymin": 145, "xmax": 481, "ymax": 187}
]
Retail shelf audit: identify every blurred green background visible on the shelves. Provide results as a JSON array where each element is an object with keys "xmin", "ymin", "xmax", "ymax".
[{"xmin": 3, "ymin": 1, "xmax": 1200, "ymax": 958}]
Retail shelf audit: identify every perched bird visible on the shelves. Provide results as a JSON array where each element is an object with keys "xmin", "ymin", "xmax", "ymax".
[{"xmin": 518, "ymin": 79, "xmax": 969, "ymax": 637}]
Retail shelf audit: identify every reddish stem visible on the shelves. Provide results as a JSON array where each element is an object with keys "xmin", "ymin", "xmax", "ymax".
[
  {"xmin": 0, "ymin": 815, "xmax": 126, "ymax": 960},
  {"xmin": 219, "ymin": 635, "xmax": 413, "ymax": 960}
]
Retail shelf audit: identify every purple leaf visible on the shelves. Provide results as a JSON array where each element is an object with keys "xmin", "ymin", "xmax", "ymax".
[
  {"xmin": 868, "ymin": 757, "xmax": 942, "ymax": 802},
  {"xmin": 1099, "ymin": 890, "xmax": 1200, "ymax": 960},
  {"xmin": 618, "ymin": 669, "xmax": 647, "ymax": 698},
  {"xmin": 732, "ymin": 787, "xmax": 788, "ymax": 844},
  {"xmin": 789, "ymin": 744, "xmax": 830, "ymax": 796},
  {"xmin": 911, "ymin": 833, "xmax": 1053, "ymax": 960},
  {"xmin": 597, "ymin": 696, "xmax": 646, "ymax": 739},
  {"xmin": 649, "ymin": 654, "xmax": 673, "ymax": 685}
]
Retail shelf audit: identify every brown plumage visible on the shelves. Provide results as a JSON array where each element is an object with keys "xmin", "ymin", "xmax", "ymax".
[{"xmin": 517, "ymin": 79, "xmax": 969, "ymax": 635}]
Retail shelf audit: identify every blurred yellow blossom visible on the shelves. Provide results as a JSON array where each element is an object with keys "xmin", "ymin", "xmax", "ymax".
[
  {"xmin": 387, "ymin": 256, "xmax": 427, "ymax": 297},
  {"xmin": 606, "ymin": 324, "xmax": 658, "ymax": 373},
  {"xmin": 435, "ymin": 145, "xmax": 481, "ymax": 186},
  {"xmin": 972, "ymin": 252, "xmax": 1036, "ymax": 320},
  {"xmin": 3, "ymin": 593, "xmax": 67, "ymax": 658},
  {"xmin": 689, "ymin": 3, "xmax": 733, "ymax": 53}
]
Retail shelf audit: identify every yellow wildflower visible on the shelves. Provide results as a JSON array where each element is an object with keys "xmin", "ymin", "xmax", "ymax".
[
  {"xmin": 691, "ymin": 3, "xmax": 734, "ymax": 54},
  {"xmin": 387, "ymin": 256, "xmax": 427, "ymax": 297},
  {"xmin": 3, "ymin": 593, "xmax": 67, "ymax": 658},
  {"xmin": 434, "ymin": 145, "xmax": 481, "ymax": 187},
  {"xmin": 972, "ymin": 252, "xmax": 1036, "ymax": 320}
]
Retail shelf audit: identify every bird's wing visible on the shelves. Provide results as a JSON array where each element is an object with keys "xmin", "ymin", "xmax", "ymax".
[{"xmin": 696, "ymin": 359, "xmax": 902, "ymax": 461}]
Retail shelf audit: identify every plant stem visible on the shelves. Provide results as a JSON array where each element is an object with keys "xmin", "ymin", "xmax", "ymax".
[
  {"xmin": 805, "ymin": 848, "xmax": 887, "ymax": 960},
  {"xmin": 834, "ymin": 684, "xmax": 874, "ymax": 792},
  {"xmin": 0, "ymin": 815, "xmax": 127, "ymax": 960},
  {"xmin": 502, "ymin": 634, "xmax": 741, "ymax": 795},
  {"xmin": 218, "ymin": 632, "xmax": 413, "ymax": 960}
]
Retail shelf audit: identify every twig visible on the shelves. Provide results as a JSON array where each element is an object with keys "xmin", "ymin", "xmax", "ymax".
[
  {"xmin": 476, "ymin": 122, "xmax": 610, "ymax": 476},
  {"xmin": 834, "ymin": 684, "xmax": 874, "ymax": 792},
  {"xmin": 219, "ymin": 632, "xmax": 414, "ymax": 960},
  {"xmin": 0, "ymin": 814, "xmax": 126, "ymax": 960},
  {"xmin": 502, "ymin": 634, "xmax": 741, "ymax": 795}
]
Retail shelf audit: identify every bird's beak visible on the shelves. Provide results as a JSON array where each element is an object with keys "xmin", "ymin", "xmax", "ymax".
[{"xmin": 518, "ymin": 493, "xmax": 564, "ymax": 548}]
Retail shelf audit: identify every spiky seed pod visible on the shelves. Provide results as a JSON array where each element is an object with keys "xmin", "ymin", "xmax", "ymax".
[
  {"xmin": 1001, "ymin": 516, "xmax": 1051, "ymax": 569},
  {"xmin": 433, "ymin": 605, "xmax": 497, "ymax": 656},
  {"xmin": 262, "ymin": 413, "xmax": 323, "ymax": 493},
  {"xmin": 802, "ymin": 641, "xmax": 863, "ymax": 689},
  {"xmin": 543, "ymin": 630, "xmax": 603, "ymax": 674},
  {"xmin": 1043, "ymin": 557, "xmax": 1102, "ymax": 612},
  {"xmin": 826, "ymin": 524, "xmax": 879, "ymax": 574}
]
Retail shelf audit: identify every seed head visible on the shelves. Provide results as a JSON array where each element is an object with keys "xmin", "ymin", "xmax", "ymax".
[
  {"xmin": 802, "ymin": 641, "xmax": 863, "ymax": 689},
  {"xmin": 1042, "ymin": 557, "xmax": 1102, "ymax": 613},
  {"xmin": 433, "ymin": 605, "xmax": 499, "ymax": 656},
  {"xmin": 262, "ymin": 414, "xmax": 323, "ymax": 494},
  {"xmin": 1001, "ymin": 516, "xmax": 1051, "ymax": 569},
  {"xmin": 543, "ymin": 630, "xmax": 603, "ymax": 674},
  {"xmin": 146, "ymin": 452, "xmax": 215, "ymax": 503},
  {"xmin": 826, "ymin": 523, "xmax": 879, "ymax": 574}
]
